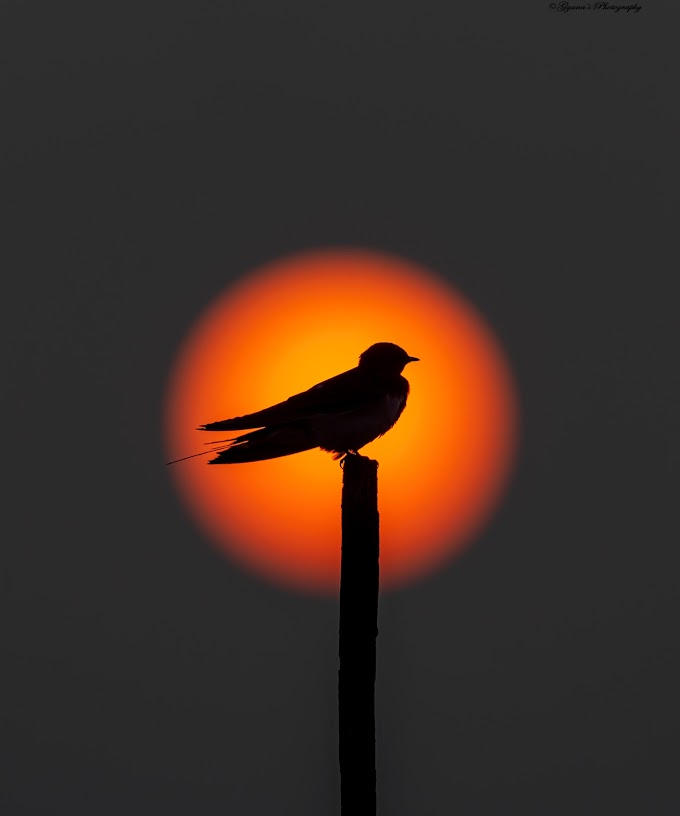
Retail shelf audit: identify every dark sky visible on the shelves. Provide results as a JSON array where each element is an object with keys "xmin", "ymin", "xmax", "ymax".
[{"xmin": 3, "ymin": 2, "xmax": 679, "ymax": 814}]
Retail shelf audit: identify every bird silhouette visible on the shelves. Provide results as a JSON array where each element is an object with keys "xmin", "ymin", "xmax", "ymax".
[{"xmin": 168, "ymin": 342, "xmax": 419, "ymax": 465}]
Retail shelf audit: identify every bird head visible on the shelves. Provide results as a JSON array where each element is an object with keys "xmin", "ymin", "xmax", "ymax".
[{"xmin": 358, "ymin": 342, "xmax": 420, "ymax": 375}]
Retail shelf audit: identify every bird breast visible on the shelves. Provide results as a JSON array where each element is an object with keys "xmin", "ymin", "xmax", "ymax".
[
  {"xmin": 311, "ymin": 392, "xmax": 406, "ymax": 452},
  {"xmin": 384, "ymin": 394, "xmax": 406, "ymax": 426}
]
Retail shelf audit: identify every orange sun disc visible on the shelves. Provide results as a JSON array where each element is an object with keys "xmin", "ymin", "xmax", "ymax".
[{"xmin": 164, "ymin": 248, "xmax": 519, "ymax": 596}]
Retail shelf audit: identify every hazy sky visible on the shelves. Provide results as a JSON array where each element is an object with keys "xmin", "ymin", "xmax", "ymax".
[{"xmin": 4, "ymin": 2, "xmax": 679, "ymax": 813}]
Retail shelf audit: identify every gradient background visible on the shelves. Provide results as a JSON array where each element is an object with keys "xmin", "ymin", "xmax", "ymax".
[
  {"xmin": 164, "ymin": 250, "xmax": 520, "ymax": 595},
  {"xmin": 3, "ymin": 2, "xmax": 679, "ymax": 814}
]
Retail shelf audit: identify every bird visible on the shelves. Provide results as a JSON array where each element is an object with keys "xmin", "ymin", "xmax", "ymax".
[{"xmin": 167, "ymin": 342, "xmax": 419, "ymax": 465}]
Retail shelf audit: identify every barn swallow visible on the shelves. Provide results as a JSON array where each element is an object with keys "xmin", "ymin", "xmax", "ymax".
[{"xmin": 168, "ymin": 343, "xmax": 419, "ymax": 465}]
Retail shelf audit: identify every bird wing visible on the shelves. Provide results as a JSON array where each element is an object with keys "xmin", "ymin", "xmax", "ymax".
[{"xmin": 200, "ymin": 366, "xmax": 384, "ymax": 432}]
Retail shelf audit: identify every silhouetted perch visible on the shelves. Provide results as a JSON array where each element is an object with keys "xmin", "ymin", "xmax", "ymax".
[{"xmin": 339, "ymin": 452, "xmax": 379, "ymax": 815}]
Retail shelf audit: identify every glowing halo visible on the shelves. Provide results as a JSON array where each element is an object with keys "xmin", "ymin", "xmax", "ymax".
[{"xmin": 164, "ymin": 248, "xmax": 519, "ymax": 596}]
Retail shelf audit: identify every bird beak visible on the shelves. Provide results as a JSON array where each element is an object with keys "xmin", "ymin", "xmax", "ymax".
[{"xmin": 408, "ymin": 356, "xmax": 420, "ymax": 363}]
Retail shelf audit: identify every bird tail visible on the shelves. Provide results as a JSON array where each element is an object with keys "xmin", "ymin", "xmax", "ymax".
[
  {"xmin": 207, "ymin": 424, "xmax": 316, "ymax": 464},
  {"xmin": 165, "ymin": 426, "xmax": 315, "ymax": 465},
  {"xmin": 165, "ymin": 438, "xmax": 236, "ymax": 465}
]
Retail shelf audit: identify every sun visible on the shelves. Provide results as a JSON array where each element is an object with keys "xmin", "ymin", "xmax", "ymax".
[{"xmin": 164, "ymin": 248, "xmax": 519, "ymax": 596}]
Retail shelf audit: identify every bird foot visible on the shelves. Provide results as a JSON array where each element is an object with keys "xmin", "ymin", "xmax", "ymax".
[
  {"xmin": 338, "ymin": 450, "xmax": 360, "ymax": 468},
  {"xmin": 340, "ymin": 450, "xmax": 366, "ymax": 468}
]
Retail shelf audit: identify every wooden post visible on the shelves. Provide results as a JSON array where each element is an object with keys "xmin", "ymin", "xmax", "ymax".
[{"xmin": 339, "ymin": 453, "xmax": 379, "ymax": 815}]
